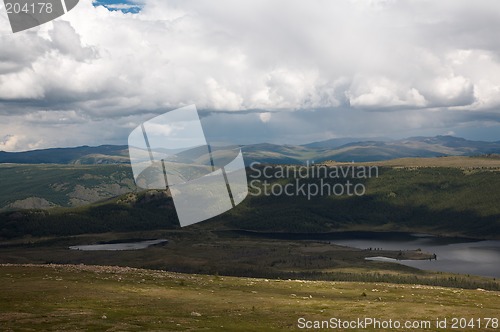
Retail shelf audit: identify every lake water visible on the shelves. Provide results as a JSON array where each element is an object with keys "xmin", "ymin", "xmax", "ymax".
[
  {"xmin": 69, "ymin": 239, "xmax": 168, "ymax": 251},
  {"xmin": 330, "ymin": 233, "xmax": 500, "ymax": 278}
]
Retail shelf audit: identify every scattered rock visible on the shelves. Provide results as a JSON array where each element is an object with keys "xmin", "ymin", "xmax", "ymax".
[{"xmin": 7, "ymin": 197, "xmax": 57, "ymax": 210}]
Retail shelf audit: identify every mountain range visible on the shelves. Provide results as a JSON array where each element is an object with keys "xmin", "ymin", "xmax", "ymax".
[
  {"xmin": 1, "ymin": 136, "xmax": 499, "ymax": 238},
  {"xmin": 1, "ymin": 136, "xmax": 499, "ymax": 165}
]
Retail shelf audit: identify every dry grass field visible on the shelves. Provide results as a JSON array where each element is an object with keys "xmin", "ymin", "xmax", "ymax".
[
  {"xmin": 324, "ymin": 156, "xmax": 500, "ymax": 168},
  {"xmin": 1, "ymin": 264, "xmax": 499, "ymax": 331}
]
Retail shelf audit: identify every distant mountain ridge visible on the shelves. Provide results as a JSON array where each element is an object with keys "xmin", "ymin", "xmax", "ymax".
[
  {"xmin": 0, "ymin": 145, "xmax": 130, "ymax": 164},
  {"xmin": 242, "ymin": 135, "xmax": 500, "ymax": 164},
  {"xmin": 0, "ymin": 136, "xmax": 499, "ymax": 165}
]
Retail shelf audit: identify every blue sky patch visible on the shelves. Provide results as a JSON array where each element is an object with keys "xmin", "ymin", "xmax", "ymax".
[{"xmin": 93, "ymin": 0, "xmax": 142, "ymax": 14}]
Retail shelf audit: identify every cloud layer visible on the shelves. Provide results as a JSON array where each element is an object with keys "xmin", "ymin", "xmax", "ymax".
[{"xmin": 1, "ymin": 0, "xmax": 500, "ymax": 150}]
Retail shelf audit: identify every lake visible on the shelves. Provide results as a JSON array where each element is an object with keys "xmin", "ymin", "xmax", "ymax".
[
  {"xmin": 69, "ymin": 239, "xmax": 168, "ymax": 251},
  {"xmin": 330, "ymin": 232, "xmax": 500, "ymax": 278}
]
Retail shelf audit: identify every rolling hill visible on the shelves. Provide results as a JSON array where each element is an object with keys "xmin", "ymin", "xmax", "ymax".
[
  {"xmin": 1, "ymin": 136, "xmax": 499, "ymax": 165},
  {"xmin": 0, "ymin": 145, "xmax": 130, "ymax": 165},
  {"xmin": 1, "ymin": 156, "xmax": 499, "ymax": 239},
  {"xmin": 1, "ymin": 136, "xmax": 499, "ymax": 240},
  {"xmin": 0, "ymin": 164, "xmax": 136, "ymax": 210}
]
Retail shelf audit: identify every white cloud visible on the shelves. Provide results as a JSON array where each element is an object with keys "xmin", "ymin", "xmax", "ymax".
[
  {"xmin": 430, "ymin": 75, "xmax": 474, "ymax": 106},
  {"xmin": 0, "ymin": 134, "xmax": 19, "ymax": 150},
  {"xmin": 1, "ymin": 0, "xmax": 500, "ymax": 150},
  {"xmin": 258, "ymin": 112, "xmax": 271, "ymax": 123},
  {"xmin": 0, "ymin": 69, "xmax": 45, "ymax": 99},
  {"xmin": 347, "ymin": 77, "xmax": 427, "ymax": 109}
]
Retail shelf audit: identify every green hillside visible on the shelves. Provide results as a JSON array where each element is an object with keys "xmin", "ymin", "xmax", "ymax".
[
  {"xmin": 0, "ymin": 164, "xmax": 136, "ymax": 210},
  {"xmin": 0, "ymin": 145, "xmax": 130, "ymax": 164},
  {"xmin": 224, "ymin": 163, "xmax": 500, "ymax": 238},
  {"xmin": 1, "ymin": 156, "xmax": 499, "ymax": 239}
]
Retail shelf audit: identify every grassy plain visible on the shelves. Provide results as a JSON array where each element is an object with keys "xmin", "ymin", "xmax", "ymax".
[{"xmin": 1, "ymin": 264, "xmax": 499, "ymax": 331}]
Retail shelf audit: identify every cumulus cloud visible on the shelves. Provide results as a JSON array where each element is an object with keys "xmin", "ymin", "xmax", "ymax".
[
  {"xmin": 0, "ymin": 134, "xmax": 19, "ymax": 150},
  {"xmin": 1, "ymin": 0, "xmax": 500, "ymax": 150},
  {"xmin": 258, "ymin": 112, "xmax": 271, "ymax": 123},
  {"xmin": 347, "ymin": 76, "xmax": 427, "ymax": 109}
]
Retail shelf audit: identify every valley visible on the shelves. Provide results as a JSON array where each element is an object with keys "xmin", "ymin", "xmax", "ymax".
[{"xmin": 1, "ymin": 146, "xmax": 499, "ymax": 330}]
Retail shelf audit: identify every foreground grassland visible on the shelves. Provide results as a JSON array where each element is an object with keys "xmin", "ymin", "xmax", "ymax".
[{"xmin": 0, "ymin": 264, "xmax": 499, "ymax": 331}]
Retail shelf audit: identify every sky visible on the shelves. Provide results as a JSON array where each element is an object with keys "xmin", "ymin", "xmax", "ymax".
[{"xmin": 1, "ymin": 0, "xmax": 500, "ymax": 151}]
